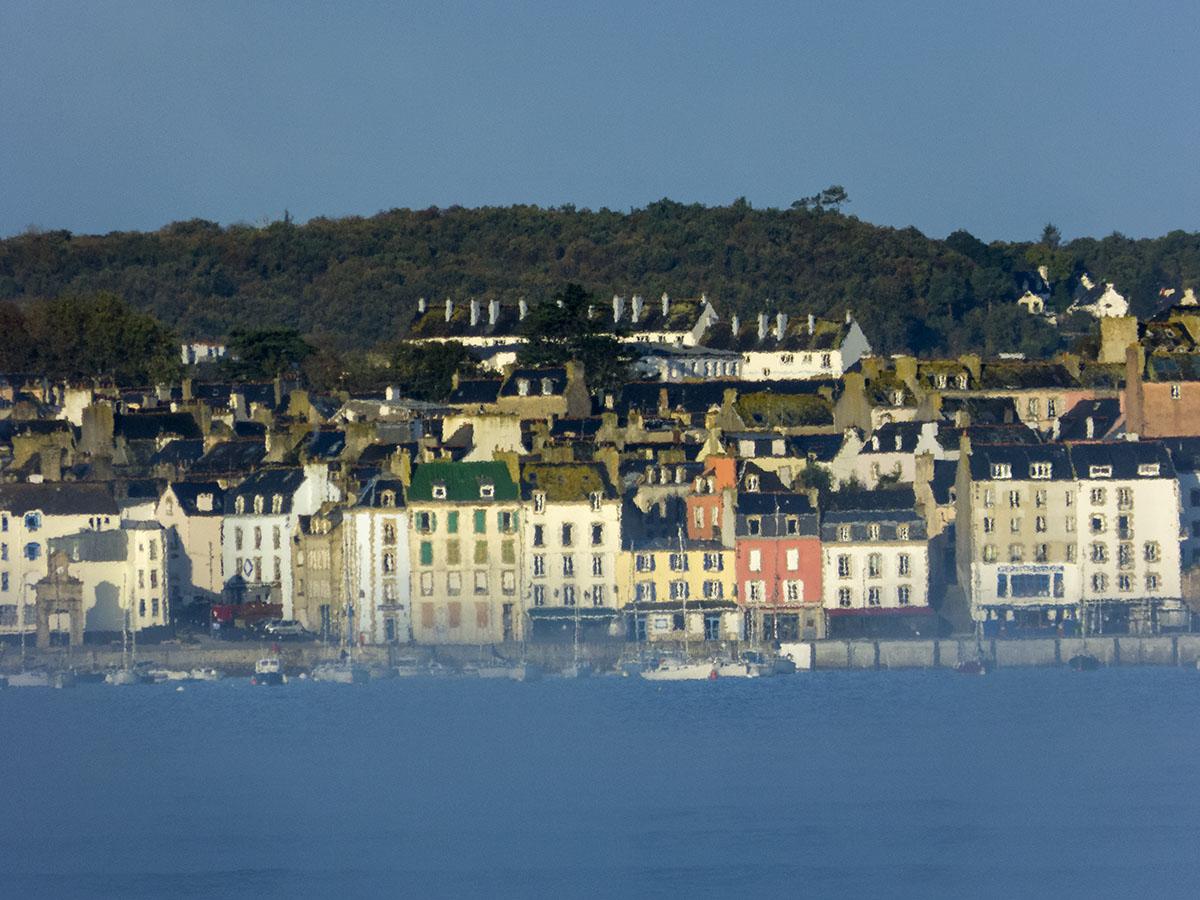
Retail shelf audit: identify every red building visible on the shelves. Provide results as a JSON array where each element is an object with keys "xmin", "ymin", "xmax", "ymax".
[
  {"xmin": 686, "ymin": 455, "xmax": 736, "ymax": 542},
  {"xmin": 734, "ymin": 486, "xmax": 824, "ymax": 642}
]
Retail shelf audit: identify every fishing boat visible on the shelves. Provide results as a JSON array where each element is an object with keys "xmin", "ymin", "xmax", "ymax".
[
  {"xmin": 251, "ymin": 656, "xmax": 286, "ymax": 686},
  {"xmin": 311, "ymin": 661, "xmax": 369, "ymax": 684},
  {"xmin": 954, "ymin": 658, "xmax": 990, "ymax": 675},
  {"xmin": 640, "ymin": 658, "xmax": 719, "ymax": 681},
  {"xmin": 188, "ymin": 667, "xmax": 222, "ymax": 682},
  {"xmin": 1069, "ymin": 653, "xmax": 1102, "ymax": 671},
  {"xmin": 8, "ymin": 669, "xmax": 53, "ymax": 688}
]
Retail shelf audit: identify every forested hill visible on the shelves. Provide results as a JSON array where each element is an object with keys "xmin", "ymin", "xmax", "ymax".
[{"xmin": 1, "ymin": 200, "xmax": 1198, "ymax": 358}]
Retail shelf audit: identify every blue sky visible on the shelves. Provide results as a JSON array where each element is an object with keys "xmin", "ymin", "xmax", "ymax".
[{"xmin": 2, "ymin": 1, "xmax": 1197, "ymax": 241}]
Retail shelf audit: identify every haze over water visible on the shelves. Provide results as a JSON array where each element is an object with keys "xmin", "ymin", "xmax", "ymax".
[{"xmin": 3, "ymin": 669, "xmax": 1198, "ymax": 899}]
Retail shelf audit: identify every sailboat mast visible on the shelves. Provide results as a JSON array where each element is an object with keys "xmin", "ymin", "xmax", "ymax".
[{"xmin": 678, "ymin": 525, "xmax": 688, "ymax": 658}]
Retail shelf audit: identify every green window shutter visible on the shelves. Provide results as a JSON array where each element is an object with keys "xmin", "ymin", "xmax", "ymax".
[
  {"xmin": 420, "ymin": 541, "xmax": 433, "ymax": 566},
  {"xmin": 474, "ymin": 509, "xmax": 486, "ymax": 533},
  {"xmin": 447, "ymin": 511, "xmax": 459, "ymax": 534}
]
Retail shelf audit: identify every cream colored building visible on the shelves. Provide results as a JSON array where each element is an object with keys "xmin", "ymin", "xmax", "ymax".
[{"xmin": 156, "ymin": 482, "xmax": 224, "ymax": 611}]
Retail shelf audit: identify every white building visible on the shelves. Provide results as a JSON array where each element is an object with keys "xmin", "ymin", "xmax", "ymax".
[
  {"xmin": 0, "ymin": 483, "xmax": 121, "ymax": 639},
  {"xmin": 221, "ymin": 465, "xmax": 340, "ymax": 618},
  {"xmin": 343, "ymin": 477, "xmax": 411, "ymax": 644},
  {"xmin": 521, "ymin": 462, "xmax": 623, "ymax": 639},
  {"xmin": 156, "ymin": 482, "xmax": 225, "ymax": 610},
  {"xmin": 181, "ymin": 341, "xmax": 227, "ymax": 366},
  {"xmin": 733, "ymin": 312, "xmax": 871, "ymax": 381}
]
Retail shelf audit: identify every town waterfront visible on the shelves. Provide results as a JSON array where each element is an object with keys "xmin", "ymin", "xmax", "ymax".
[{"xmin": 3, "ymin": 668, "xmax": 1199, "ymax": 899}]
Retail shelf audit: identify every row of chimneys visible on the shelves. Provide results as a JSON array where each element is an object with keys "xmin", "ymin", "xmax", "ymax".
[
  {"xmin": 727, "ymin": 309, "xmax": 851, "ymax": 341},
  {"xmin": 417, "ymin": 297, "xmax": 530, "ymax": 325}
]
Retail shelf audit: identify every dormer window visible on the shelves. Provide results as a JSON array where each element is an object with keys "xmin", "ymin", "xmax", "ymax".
[
  {"xmin": 197, "ymin": 493, "xmax": 213, "ymax": 512},
  {"xmin": 867, "ymin": 523, "xmax": 880, "ymax": 540},
  {"xmin": 1137, "ymin": 463, "xmax": 1160, "ymax": 477},
  {"xmin": 479, "ymin": 482, "xmax": 495, "ymax": 499},
  {"xmin": 253, "ymin": 495, "xmax": 264, "ymax": 514},
  {"xmin": 990, "ymin": 463, "xmax": 1012, "ymax": 480},
  {"xmin": 589, "ymin": 491, "xmax": 602, "ymax": 512},
  {"xmin": 23, "ymin": 512, "xmax": 41, "ymax": 531},
  {"xmin": 956, "ymin": 373, "xmax": 968, "ymax": 389},
  {"xmin": 540, "ymin": 378, "xmax": 553, "ymax": 396},
  {"xmin": 891, "ymin": 390, "xmax": 905, "ymax": 407},
  {"xmin": 674, "ymin": 468, "xmax": 685, "ymax": 484},
  {"xmin": 381, "ymin": 490, "xmax": 396, "ymax": 507},
  {"xmin": 1029, "ymin": 462, "xmax": 1052, "ymax": 479},
  {"xmin": 271, "ymin": 494, "xmax": 283, "ymax": 514},
  {"xmin": 746, "ymin": 474, "xmax": 760, "ymax": 492},
  {"xmin": 838, "ymin": 525, "xmax": 851, "ymax": 542},
  {"xmin": 532, "ymin": 490, "xmax": 546, "ymax": 513},
  {"xmin": 1089, "ymin": 465, "xmax": 1113, "ymax": 479},
  {"xmin": 517, "ymin": 378, "xmax": 530, "ymax": 397},
  {"xmin": 935, "ymin": 374, "xmax": 948, "ymax": 389},
  {"xmin": 432, "ymin": 483, "xmax": 447, "ymax": 500},
  {"xmin": 235, "ymin": 497, "xmax": 245, "ymax": 515}
]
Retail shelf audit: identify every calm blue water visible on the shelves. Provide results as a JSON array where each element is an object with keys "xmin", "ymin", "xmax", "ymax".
[{"xmin": 2, "ymin": 669, "xmax": 1199, "ymax": 899}]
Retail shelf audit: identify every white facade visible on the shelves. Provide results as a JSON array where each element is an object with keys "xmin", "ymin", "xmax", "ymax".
[
  {"xmin": 821, "ymin": 538, "xmax": 930, "ymax": 611},
  {"xmin": 344, "ymin": 505, "xmax": 412, "ymax": 644},
  {"xmin": 525, "ymin": 493, "xmax": 622, "ymax": 614},
  {"xmin": 739, "ymin": 319, "xmax": 871, "ymax": 381}
]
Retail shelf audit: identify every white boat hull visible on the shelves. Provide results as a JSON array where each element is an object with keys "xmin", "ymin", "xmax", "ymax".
[{"xmin": 640, "ymin": 662, "xmax": 718, "ymax": 681}]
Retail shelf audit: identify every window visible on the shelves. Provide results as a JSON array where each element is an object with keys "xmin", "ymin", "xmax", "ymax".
[
  {"xmin": 1090, "ymin": 542, "xmax": 1107, "ymax": 563},
  {"xmin": 532, "ymin": 491, "xmax": 546, "ymax": 514},
  {"xmin": 1089, "ymin": 488, "xmax": 1105, "ymax": 506},
  {"xmin": 1089, "ymin": 466, "xmax": 1112, "ymax": 479},
  {"xmin": 745, "ymin": 581, "xmax": 764, "ymax": 602},
  {"xmin": 474, "ymin": 541, "xmax": 488, "ymax": 564},
  {"xmin": 1034, "ymin": 543, "xmax": 1048, "ymax": 562},
  {"xmin": 703, "ymin": 580, "xmax": 723, "ymax": 599},
  {"xmin": 990, "ymin": 463, "xmax": 1012, "ymax": 480},
  {"xmin": 838, "ymin": 525, "xmax": 851, "ymax": 542},
  {"xmin": 1027, "ymin": 398, "xmax": 1040, "ymax": 418},
  {"xmin": 635, "ymin": 582, "xmax": 656, "ymax": 602},
  {"xmin": 1030, "ymin": 463, "xmax": 1052, "ymax": 480},
  {"xmin": 1034, "ymin": 489, "xmax": 1047, "ymax": 507},
  {"xmin": 1066, "ymin": 516, "xmax": 1076, "ymax": 533},
  {"xmin": 1117, "ymin": 488, "xmax": 1133, "ymax": 509},
  {"xmin": 591, "ymin": 554, "xmax": 603, "ymax": 577},
  {"xmin": 670, "ymin": 580, "xmax": 688, "ymax": 600},
  {"xmin": 446, "ymin": 511, "xmax": 459, "ymax": 534},
  {"xmin": 532, "ymin": 584, "xmax": 545, "ymax": 606},
  {"xmin": 253, "ymin": 526, "xmax": 262, "ymax": 550},
  {"xmin": 381, "ymin": 490, "xmax": 396, "ymax": 508},
  {"xmin": 748, "ymin": 549, "xmax": 762, "ymax": 573},
  {"xmin": 1090, "ymin": 514, "xmax": 1105, "ymax": 534},
  {"xmin": 867, "ymin": 553, "xmax": 881, "ymax": 578},
  {"xmin": 271, "ymin": 494, "xmax": 283, "ymax": 514},
  {"xmin": 1146, "ymin": 573, "xmax": 1160, "ymax": 592},
  {"xmin": 502, "ymin": 570, "xmax": 516, "ymax": 594},
  {"xmin": 150, "ymin": 570, "xmax": 158, "ymax": 588},
  {"xmin": 897, "ymin": 524, "xmax": 909, "ymax": 540},
  {"xmin": 1117, "ymin": 515, "xmax": 1132, "ymax": 540},
  {"xmin": 1066, "ymin": 544, "xmax": 1077, "ymax": 562},
  {"xmin": 867, "ymin": 586, "xmax": 881, "ymax": 607},
  {"xmin": 234, "ymin": 527, "xmax": 244, "ymax": 551},
  {"xmin": 838, "ymin": 587, "xmax": 852, "ymax": 608},
  {"xmin": 234, "ymin": 497, "xmax": 245, "ymax": 515},
  {"xmin": 563, "ymin": 585, "xmax": 576, "ymax": 606},
  {"xmin": 533, "ymin": 524, "xmax": 544, "ymax": 547},
  {"xmin": 1092, "ymin": 573, "xmax": 1107, "ymax": 592},
  {"xmin": 562, "ymin": 523, "xmax": 574, "ymax": 547},
  {"xmin": 1118, "ymin": 543, "xmax": 1133, "ymax": 569},
  {"xmin": 416, "ymin": 512, "xmax": 435, "ymax": 533},
  {"xmin": 703, "ymin": 553, "xmax": 723, "ymax": 571},
  {"xmin": 983, "ymin": 489, "xmax": 995, "ymax": 508},
  {"xmin": 253, "ymin": 496, "xmax": 263, "ymax": 515},
  {"xmin": 497, "ymin": 511, "xmax": 516, "ymax": 533},
  {"xmin": 446, "ymin": 540, "xmax": 461, "ymax": 565},
  {"xmin": 746, "ymin": 473, "xmax": 760, "ymax": 492},
  {"xmin": 272, "ymin": 526, "xmax": 280, "ymax": 550},
  {"xmin": 474, "ymin": 510, "xmax": 486, "ymax": 533},
  {"xmin": 419, "ymin": 541, "xmax": 433, "ymax": 566},
  {"xmin": 983, "ymin": 544, "xmax": 997, "ymax": 562},
  {"xmin": 1117, "ymin": 574, "xmax": 1133, "ymax": 593},
  {"xmin": 447, "ymin": 602, "xmax": 462, "ymax": 628},
  {"xmin": 898, "ymin": 585, "xmax": 910, "ymax": 606},
  {"xmin": 383, "ymin": 551, "xmax": 396, "ymax": 574},
  {"xmin": 1137, "ymin": 463, "xmax": 1160, "ymax": 477},
  {"xmin": 447, "ymin": 572, "xmax": 462, "ymax": 595},
  {"xmin": 1009, "ymin": 544, "xmax": 1023, "ymax": 563},
  {"xmin": 898, "ymin": 553, "xmax": 910, "ymax": 576},
  {"xmin": 837, "ymin": 555, "xmax": 851, "ymax": 578},
  {"xmin": 704, "ymin": 613, "xmax": 722, "ymax": 641},
  {"xmin": 24, "ymin": 542, "xmax": 39, "ymax": 561},
  {"xmin": 474, "ymin": 571, "xmax": 488, "ymax": 595},
  {"xmin": 867, "ymin": 523, "xmax": 880, "ymax": 540},
  {"xmin": 420, "ymin": 572, "xmax": 434, "ymax": 595},
  {"xmin": 785, "ymin": 548, "xmax": 799, "ymax": 571},
  {"xmin": 562, "ymin": 555, "xmax": 575, "ymax": 577},
  {"xmin": 786, "ymin": 517, "xmax": 799, "ymax": 536},
  {"xmin": 1010, "ymin": 517, "xmax": 1022, "ymax": 534},
  {"xmin": 382, "ymin": 522, "xmax": 396, "ymax": 545},
  {"xmin": 785, "ymin": 580, "xmax": 802, "ymax": 603},
  {"xmin": 0, "ymin": 573, "xmax": 6, "ymax": 591},
  {"xmin": 669, "ymin": 552, "xmax": 688, "ymax": 572},
  {"xmin": 1008, "ymin": 490, "xmax": 1021, "ymax": 509},
  {"xmin": 502, "ymin": 540, "xmax": 515, "ymax": 564},
  {"xmin": 479, "ymin": 483, "xmax": 495, "ymax": 499},
  {"xmin": 591, "ymin": 523, "xmax": 603, "ymax": 546},
  {"xmin": 1144, "ymin": 542, "xmax": 1160, "ymax": 563},
  {"xmin": 1035, "ymin": 516, "xmax": 1046, "ymax": 533},
  {"xmin": 1171, "ymin": 384, "xmax": 1182, "ymax": 400},
  {"xmin": 747, "ymin": 517, "xmax": 762, "ymax": 536},
  {"xmin": 636, "ymin": 553, "xmax": 655, "ymax": 573},
  {"xmin": 983, "ymin": 516, "xmax": 995, "ymax": 533}
]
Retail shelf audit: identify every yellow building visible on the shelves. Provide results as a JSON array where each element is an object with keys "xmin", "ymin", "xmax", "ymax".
[{"xmin": 617, "ymin": 540, "xmax": 741, "ymax": 642}]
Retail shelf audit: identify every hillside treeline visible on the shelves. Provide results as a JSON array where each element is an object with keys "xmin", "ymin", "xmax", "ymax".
[{"xmin": 1, "ymin": 200, "xmax": 1198, "ymax": 359}]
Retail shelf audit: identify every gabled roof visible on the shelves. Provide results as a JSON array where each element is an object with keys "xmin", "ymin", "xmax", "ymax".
[
  {"xmin": 1057, "ymin": 399, "xmax": 1122, "ymax": 441},
  {"xmin": 0, "ymin": 482, "xmax": 118, "ymax": 516},
  {"xmin": 191, "ymin": 440, "xmax": 267, "ymax": 475},
  {"xmin": 355, "ymin": 476, "xmax": 407, "ymax": 509},
  {"xmin": 408, "ymin": 460, "xmax": 518, "ymax": 503},
  {"xmin": 115, "ymin": 411, "xmax": 202, "ymax": 442},
  {"xmin": 449, "ymin": 379, "xmax": 503, "ymax": 405},
  {"xmin": 149, "ymin": 438, "xmax": 205, "ymax": 467},
  {"xmin": 521, "ymin": 461, "xmax": 615, "ymax": 502},
  {"xmin": 499, "ymin": 368, "xmax": 568, "ymax": 398},
  {"xmin": 967, "ymin": 443, "xmax": 1073, "ymax": 482},
  {"xmin": 303, "ymin": 429, "xmax": 346, "ymax": 460},
  {"xmin": 1067, "ymin": 441, "xmax": 1174, "ymax": 480}
]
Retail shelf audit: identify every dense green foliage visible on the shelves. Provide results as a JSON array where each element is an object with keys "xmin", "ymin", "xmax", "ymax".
[
  {"xmin": 517, "ymin": 283, "xmax": 633, "ymax": 392},
  {"xmin": 0, "ymin": 292, "xmax": 177, "ymax": 383},
  {"xmin": 1, "ymin": 202, "xmax": 1198, "ymax": 364}
]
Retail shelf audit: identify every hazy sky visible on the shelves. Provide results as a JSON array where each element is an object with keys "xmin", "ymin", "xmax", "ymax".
[{"xmin": 2, "ymin": 1, "xmax": 1197, "ymax": 241}]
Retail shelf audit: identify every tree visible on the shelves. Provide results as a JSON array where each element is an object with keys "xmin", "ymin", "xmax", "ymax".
[
  {"xmin": 1041, "ymin": 223, "xmax": 1062, "ymax": 249},
  {"xmin": 517, "ymin": 283, "xmax": 633, "ymax": 392},
  {"xmin": 223, "ymin": 328, "xmax": 312, "ymax": 379},
  {"xmin": 389, "ymin": 341, "xmax": 478, "ymax": 402}
]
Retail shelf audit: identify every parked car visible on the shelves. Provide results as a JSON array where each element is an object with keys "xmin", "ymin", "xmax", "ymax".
[{"xmin": 261, "ymin": 620, "xmax": 314, "ymax": 641}]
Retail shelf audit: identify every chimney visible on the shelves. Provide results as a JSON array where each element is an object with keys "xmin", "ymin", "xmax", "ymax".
[
  {"xmin": 445, "ymin": 298, "xmax": 454, "ymax": 322},
  {"xmin": 587, "ymin": 305, "xmax": 594, "ymax": 320},
  {"xmin": 775, "ymin": 312, "xmax": 788, "ymax": 338},
  {"xmin": 807, "ymin": 313, "xmax": 815, "ymax": 335},
  {"xmin": 612, "ymin": 294, "xmax": 624, "ymax": 323},
  {"xmin": 418, "ymin": 296, "xmax": 427, "ymax": 314},
  {"xmin": 1085, "ymin": 417, "xmax": 1095, "ymax": 439},
  {"xmin": 519, "ymin": 298, "xmax": 528, "ymax": 320},
  {"xmin": 731, "ymin": 314, "xmax": 740, "ymax": 334},
  {"xmin": 631, "ymin": 295, "xmax": 644, "ymax": 323},
  {"xmin": 469, "ymin": 299, "xmax": 480, "ymax": 327},
  {"xmin": 757, "ymin": 312, "xmax": 768, "ymax": 342},
  {"xmin": 845, "ymin": 308, "xmax": 852, "ymax": 324},
  {"xmin": 661, "ymin": 292, "xmax": 670, "ymax": 317},
  {"xmin": 488, "ymin": 299, "xmax": 499, "ymax": 325}
]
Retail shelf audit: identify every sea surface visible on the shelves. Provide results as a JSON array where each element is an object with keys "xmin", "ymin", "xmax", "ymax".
[{"xmin": 2, "ymin": 668, "xmax": 1199, "ymax": 899}]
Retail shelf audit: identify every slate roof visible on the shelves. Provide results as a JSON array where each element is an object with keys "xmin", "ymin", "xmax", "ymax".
[
  {"xmin": 449, "ymin": 379, "xmax": 503, "ymax": 405},
  {"xmin": 224, "ymin": 468, "xmax": 307, "ymax": 515},
  {"xmin": 967, "ymin": 443, "xmax": 1073, "ymax": 482},
  {"xmin": 1067, "ymin": 441, "xmax": 1175, "ymax": 480},
  {"xmin": 736, "ymin": 491, "xmax": 814, "ymax": 516},
  {"xmin": 191, "ymin": 440, "xmax": 267, "ymax": 475},
  {"xmin": 355, "ymin": 476, "xmax": 407, "ymax": 509},
  {"xmin": 499, "ymin": 368, "xmax": 568, "ymax": 398},
  {"xmin": 408, "ymin": 461, "xmax": 518, "ymax": 503},
  {"xmin": 1057, "ymin": 399, "xmax": 1123, "ymax": 441},
  {"xmin": 168, "ymin": 481, "xmax": 224, "ymax": 516},
  {"xmin": 0, "ymin": 482, "xmax": 119, "ymax": 516},
  {"xmin": 149, "ymin": 438, "xmax": 205, "ymax": 467},
  {"xmin": 303, "ymin": 429, "xmax": 347, "ymax": 460},
  {"xmin": 115, "ymin": 411, "xmax": 202, "ymax": 441},
  {"xmin": 824, "ymin": 485, "xmax": 918, "ymax": 512},
  {"xmin": 785, "ymin": 433, "xmax": 846, "ymax": 462},
  {"xmin": 930, "ymin": 459, "xmax": 958, "ymax": 505},
  {"xmin": 978, "ymin": 362, "xmax": 1078, "ymax": 390}
]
